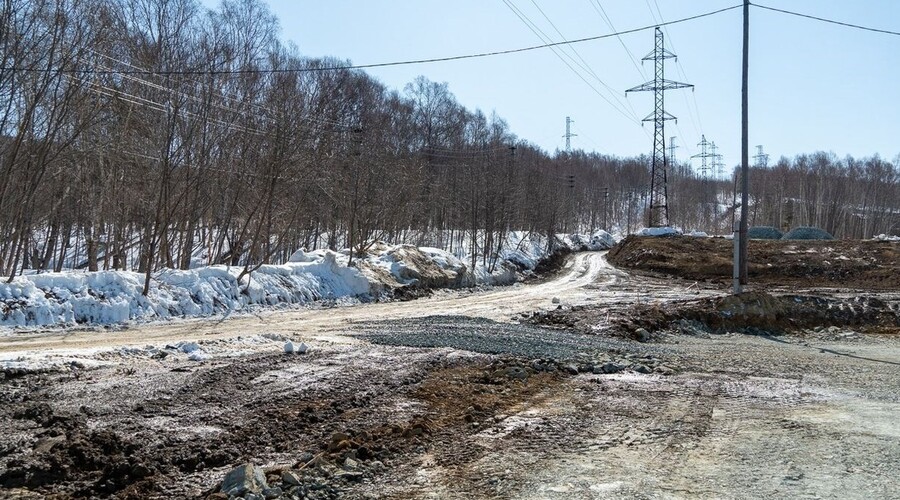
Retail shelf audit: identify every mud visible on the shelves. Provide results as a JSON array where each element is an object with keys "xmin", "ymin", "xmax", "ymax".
[
  {"xmin": 2, "ymin": 250, "xmax": 899, "ymax": 499},
  {"xmin": 4, "ymin": 321, "xmax": 898, "ymax": 499}
]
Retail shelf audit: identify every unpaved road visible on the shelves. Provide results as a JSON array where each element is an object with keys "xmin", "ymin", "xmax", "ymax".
[
  {"xmin": 1, "ymin": 252, "xmax": 898, "ymax": 500},
  {"xmin": 0, "ymin": 252, "xmax": 714, "ymax": 355}
]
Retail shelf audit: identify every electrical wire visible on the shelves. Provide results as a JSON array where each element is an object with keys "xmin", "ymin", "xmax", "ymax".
[
  {"xmin": 0, "ymin": 4, "xmax": 743, "ymax": 76},
  {"xmin": 588, "ymin": 0, "xmax": 647, "ymax": 80},
  {"xmin": 525, "ymin": 0, "xmax": 641, "ymax": 121},
  {"xmin": 752, "ymin": 2, "xmax": 900, "ymax": 36},
  {"xmin": 501, "ymin": 0, "xmax": 641, "ymax": 125}
]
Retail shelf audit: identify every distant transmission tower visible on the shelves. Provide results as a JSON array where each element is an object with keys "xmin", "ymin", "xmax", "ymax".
[
  {"xmin": 626, "ymin": 27, "xmax": 693, "ymax": 227},
  {"xmin": 753, "ymin": 145, "xmax": 769, "ymax": 167},
  {"xmin": 710, "ymin": 141, "xmax": 724, "ymax": 178},
  {"xmin": 563, "ymin": 116, "xmax": 577, "ymax": 151},
  {"xmin": 668, "ymin": 136, "xmax": 678, "ymax": 165},
  {"xmin": 692, "ymin": 135, "xmax": 713, "ymax": 177}
]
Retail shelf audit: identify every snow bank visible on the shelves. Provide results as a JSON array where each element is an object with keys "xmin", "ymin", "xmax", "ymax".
[
  {"xmin": 873, "ymin": 234, "xmax": 900, "ymax": 242},
  {"xmin": 0, "ymin": 253, "xmax": 371, "ymax": 328},
  {"xmin": 635, "ymin": 227, "xmax": 681, "ymax": 237},
  {"xmin": 0, "ymin": 232, "xmax": 608, "ymax": 329}
]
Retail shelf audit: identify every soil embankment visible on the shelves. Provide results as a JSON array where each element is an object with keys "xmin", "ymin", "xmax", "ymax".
[{"xmin": 607, "ymin": 235, "xmax": 900, "ymax": 290}]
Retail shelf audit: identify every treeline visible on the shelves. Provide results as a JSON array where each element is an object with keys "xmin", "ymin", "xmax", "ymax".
[{"xmin": 1, "ymin": 0, "xmax": 898, "ymax": 288}]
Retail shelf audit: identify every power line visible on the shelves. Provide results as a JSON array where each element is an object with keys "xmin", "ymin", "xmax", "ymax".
[
  {"xmin": 588, "ymin": 0, "xmax": 647, "ymax": 80},
  {"xmin": 501, "ymin": 0, "xmax": 642, "ymax": 125},
  {"xmin": 0, "ymin": 4, "xmax": 743, "ymax": 76},
  {"xmin": 752, "ymin": 3, "xmax": 900, "ymax": 37},
  {"xmin": 527, "ymin": 0, "xmax": 640, "ymax": 119}
]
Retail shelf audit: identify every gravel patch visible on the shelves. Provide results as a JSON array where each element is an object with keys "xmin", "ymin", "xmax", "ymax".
[{"xmin": 351, "ymin": 315, "xmax": 670, "ymax": 362}]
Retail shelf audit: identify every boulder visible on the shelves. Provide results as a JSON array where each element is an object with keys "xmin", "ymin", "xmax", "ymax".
[{"xmin": 220, "ymin": 463, "xmax": 268, "ymax": 497}]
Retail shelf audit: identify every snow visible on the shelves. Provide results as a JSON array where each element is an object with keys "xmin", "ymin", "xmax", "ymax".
[
  {"xmin": 0, "ymin": 232, "xmax": 609, "ymax": 330},
  {"xmin": 873, "ymin": 234, "xmax": 900, "ymax": 242},
  {"xmin": 635, "ymin": 227, "xmax": 682, "ymax": 237}
]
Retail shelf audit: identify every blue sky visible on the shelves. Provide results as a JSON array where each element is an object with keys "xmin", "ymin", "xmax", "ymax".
[{"xmin": 201, "ymin": 0, "xmax": 900, "ymax": 169}]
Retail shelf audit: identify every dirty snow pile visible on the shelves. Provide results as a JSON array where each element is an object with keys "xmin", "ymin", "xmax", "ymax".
[
  {"xmin": 0, "ymin": 231, "xmax": 614, "ymax": 329},
  {"xmin": 635, "ymin": 227, "xmax": 681, "ymax": 237},
  {"xmin": 873, "ymin": 234, "xmax": 900, "ymax": 242}
]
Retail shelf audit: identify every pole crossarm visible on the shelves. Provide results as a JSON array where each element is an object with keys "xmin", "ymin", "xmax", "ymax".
[
  {"xmin": 639, "ymin": 110, "xmax": 679, "ymax": 123},
  {"xmin": 642, "ymin": 48, "xmax": 677, "ymax": 61},
  {"xmin": 626, "ymin": 80, "xmax": 693, "ymax": 93}
]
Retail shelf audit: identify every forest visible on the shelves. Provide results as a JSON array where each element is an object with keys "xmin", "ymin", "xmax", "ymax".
[{"xmin": 2, "ymin": 0, "xmax": 898, "ymax": 287}]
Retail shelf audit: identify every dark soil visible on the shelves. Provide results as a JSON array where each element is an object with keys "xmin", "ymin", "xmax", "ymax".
[
  {"xmin": 607, "ymin": 235, "xmax": 900, "ymax": 290},
  {"xmin": 614, "ymin": 292, "xmax": 900, "ymax": 336},
  {"xmin": 0, "ymin": 327, "xmax": 591, "ymax": 499}
]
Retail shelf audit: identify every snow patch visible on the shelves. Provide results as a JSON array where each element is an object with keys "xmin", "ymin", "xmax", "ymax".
[{"xmin": 635, "ymin": 227, "xmax": 682, "ymax": 237}]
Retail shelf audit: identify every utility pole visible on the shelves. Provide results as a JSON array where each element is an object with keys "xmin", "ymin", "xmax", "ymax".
[
  {"xmin": 753, "ymin": 145, "xmax": 769, "ymax": 168},
  {"xmin": 692, "ymin": 135, "xmax": 712, "ymax": 177},
  {"xmin": 563, "ymin": 116, "xmax": 577, "ymax": 151},
  {"xmin": 737, "ymin": 0, "xmax": 750, "ymax": 291},
  {"xmin": 668, "ymin": 136, "xmax": 678, "ymax": 166},
  {"xmin": 626, "ymin": 27, "xmax": 693, "ymax": 228}
]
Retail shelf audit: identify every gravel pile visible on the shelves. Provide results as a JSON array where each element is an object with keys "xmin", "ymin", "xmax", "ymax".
[
  {"xmin": 353, "ymin": 316, "xmax": 681, "ymax": 381},
  {"xmin": 353, "ymin": 315, "xmax": 669, "ymax": 362}
]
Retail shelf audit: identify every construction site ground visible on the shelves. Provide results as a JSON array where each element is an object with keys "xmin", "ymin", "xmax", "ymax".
[{"xmin": 1, "ymin": 246, "xmax": 898, "ymax": 499}]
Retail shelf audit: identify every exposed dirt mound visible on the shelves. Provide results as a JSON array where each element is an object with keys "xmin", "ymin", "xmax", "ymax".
[
  {"xmin": 615, "ymin": 292, "xmax": 900, "ymax": 335},
  {"xmin": 608, "ymin": 235, "xmax": 900, "ymax": 290}
]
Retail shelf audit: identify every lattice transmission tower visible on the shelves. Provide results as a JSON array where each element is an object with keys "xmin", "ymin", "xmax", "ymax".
[
  {"xmin": 692, "ymin": 135, "xmax": 712, "ymax": 177},
  {"xmin": 668, "ymin": 136, "xmax": 678, "ymax": 165},
  {"xmin": 563, "ymin": 116, "xmax": 577, "ymax": 151},
  {"xmin": 711, "ymin": 141, "xmax": 724, "ymax": 178},
  {"xmin": 753, "ymin": 145, "xmax": 769, "ymax": 168},
  {"xmin": 626, "ymin": 27, "xmax": 693, "ymax": 227}
]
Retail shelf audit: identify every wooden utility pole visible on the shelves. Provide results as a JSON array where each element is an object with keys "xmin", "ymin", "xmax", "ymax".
[{"xmin": 738, "ymin": 0, "xmax": 750, "ymax": 289}]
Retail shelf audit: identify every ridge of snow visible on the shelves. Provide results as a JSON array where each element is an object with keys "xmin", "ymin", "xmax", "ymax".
[{"xmin": 0, "ymin": 232, "xmax": 612, "ymax": 329}]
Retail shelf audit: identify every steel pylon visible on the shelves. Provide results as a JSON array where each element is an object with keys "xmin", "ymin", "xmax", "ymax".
[{"xmin": 626, "ymin": 27, "xmax": 693, "ymax": 228}]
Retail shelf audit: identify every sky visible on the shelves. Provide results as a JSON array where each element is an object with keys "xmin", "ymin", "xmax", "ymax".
[{"xmin": 200, "ymin": 0, "xmax": 900, "ymax": 171}]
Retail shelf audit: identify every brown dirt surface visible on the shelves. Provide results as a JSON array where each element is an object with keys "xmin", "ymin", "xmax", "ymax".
[
  {"xmin": 607, "ymin": 235, "xmax": 900, "ymax": 290},
  {"xmin": 615, "ymin": 292, "xmax": 900, "ymax": 336}
]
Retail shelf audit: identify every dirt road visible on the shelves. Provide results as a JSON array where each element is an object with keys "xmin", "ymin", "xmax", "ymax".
[
  {"xmin": 1, "ymin": 252, "xmax": 898, "ymax": 499},
  {"xmin": 0, "ymin": 252, "xmax": 715, "ymax": 355}
]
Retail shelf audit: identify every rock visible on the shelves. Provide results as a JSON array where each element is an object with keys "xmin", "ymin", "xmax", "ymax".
[
  {"xmin": 262, "ymin": 487, "xmax": 283, "ymax": 499},
  {"xmin": 296, "ymin": 342, "xmax": 309, "ymax": 354},
  {"xmin": 633, "ymin": 364, "xmax": 652, "ymax": 374},
  {"xmin": 635, "ymin": 328, "xmax": 651, "ymax": 343},
  {"xmin": 334, "ymin": 471, "xmax": 364, "ymax": 482},
  {"xmin": 221, "ymin": 463, "xmax": 269, "ymax": 497},
  {"xmin": 330, "ymin": 432, "xmax": 350, "ymax": 443},
  {"xmin": 598, "ymin": 362, "xmax": 624, "ymax": 374},
  {"xmin": 655, "ymin": 365, "xmax": 676, "ymax": 376},
  {"xmin": 297, "ymin": 452, "xmax": 315, "ymax": 465},
  {"xmin": 284, "ymin": 341, "xmax": 296, "ymax": 353},
  {"xmin": 502, "ymin": 366, "xmax": 529, "ymax": 380},
  {"xmin": 551, "ymin": 297, "xmax": 561, "ymax": 304},
  {"xmin": 282, "ymin": 470, "xmax": 302, "ymax": 486},
  {"xmin": 344, "ymin": 457, "xmax": 358, "ymax": 469},
  {"xmin": 178, "ymin": 341, "xmax": 201, "ymax": 353},
  {"xmin": 562, "ymin": 364, "xmax": 579, "ymax": 375}
]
